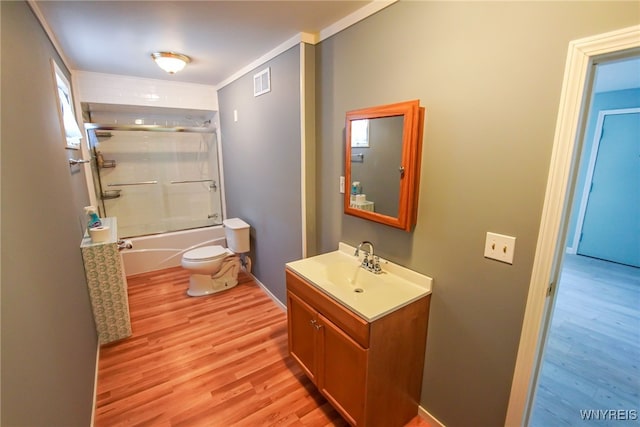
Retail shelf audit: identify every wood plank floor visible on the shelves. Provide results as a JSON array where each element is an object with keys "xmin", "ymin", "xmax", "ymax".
[
  {"xmin": 530, "ymin": 254, "xmax": 640, "ymax": 427},
  {"xmin": 95, "ymin": 267, "xmax": 432, "ymax": 427}
]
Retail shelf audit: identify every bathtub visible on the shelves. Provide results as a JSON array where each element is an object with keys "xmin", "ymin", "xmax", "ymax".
[{"xmin": 120, "ymin": 225, "xmax": 226, "ymax": 276}]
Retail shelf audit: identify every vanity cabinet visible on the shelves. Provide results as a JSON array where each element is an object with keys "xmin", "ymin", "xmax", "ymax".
[{"xmin": 286, "ymin": 269, "xmax": 430, "ymax": 427}]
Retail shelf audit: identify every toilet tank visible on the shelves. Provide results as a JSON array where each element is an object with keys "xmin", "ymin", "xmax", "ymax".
[{"xmin": 223, "ymin": 218, "xmax": 250, "ymax": 253}]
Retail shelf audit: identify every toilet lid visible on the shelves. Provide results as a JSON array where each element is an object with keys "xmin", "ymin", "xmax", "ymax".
[{"xmin": 183, "ymin": 245, "xmax": 227, "ymax": 261}]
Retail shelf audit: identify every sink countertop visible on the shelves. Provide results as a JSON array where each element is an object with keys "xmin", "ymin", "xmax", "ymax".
[{"xmin": 286, "ymin": 242, "xmax": 432, "ymax": 321}]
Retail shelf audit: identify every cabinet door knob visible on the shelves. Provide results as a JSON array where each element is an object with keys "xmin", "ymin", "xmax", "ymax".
[{"xmin": 309, "ymin": 319, "xmax": 323, "ymax": 330}]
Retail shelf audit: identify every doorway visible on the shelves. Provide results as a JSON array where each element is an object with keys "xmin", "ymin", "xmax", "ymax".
[
  {"xmin": 530, "ymin": 59, "xmax": 640, "ymax": 426},
  {"xmin": 505, "ymin": 26, "xmax": 640, "ymax": 427}
]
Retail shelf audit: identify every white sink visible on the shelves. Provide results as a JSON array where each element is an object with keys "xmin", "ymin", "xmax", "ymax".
[{"xmin": 286, "ymin": 242, "xmax": 432, "ymax": 321}]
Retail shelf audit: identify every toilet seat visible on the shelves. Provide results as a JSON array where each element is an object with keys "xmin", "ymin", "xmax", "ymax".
[{"xmin": 183, "ymin": 245, "xmax": 228, "ymax": 262}]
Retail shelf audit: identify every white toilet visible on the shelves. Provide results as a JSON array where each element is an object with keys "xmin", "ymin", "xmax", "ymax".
[{"xmin": 181, "ymin": 218, "xmax": 250, "ymax": 297}]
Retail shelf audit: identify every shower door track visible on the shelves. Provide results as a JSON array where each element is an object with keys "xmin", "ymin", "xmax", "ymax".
[
  {"xmin": 85, "ymin": 123, "xmax": 215, "ymax": 134},
  {"xmin": 108, "ymin": 181, "xmax": 158, "ymax": 186},
  {"xmin": 170, "ymin": 179, "xmax": 213, "ymax": 184}
]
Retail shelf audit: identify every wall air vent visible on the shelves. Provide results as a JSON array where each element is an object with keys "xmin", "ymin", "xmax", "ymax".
[{"xmin": 253, "ymin": 67, "xmax": 271, "ymax": 97}]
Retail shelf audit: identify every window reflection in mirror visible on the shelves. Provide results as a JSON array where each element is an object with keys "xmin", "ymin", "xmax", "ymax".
[{"xmin": 351, "ymin": 119, "xmax": 370, "ymax": 148}]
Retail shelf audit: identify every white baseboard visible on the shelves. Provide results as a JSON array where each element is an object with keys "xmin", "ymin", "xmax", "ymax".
[
  {"xmin": 249, "ymin": 271, "xmax": 286, "ymax": 311},
  {"xmin": 90, "ymin": 343, "xmax": 100, "ymax": 426},
  {"xmin": 419, "ymin": 405, "xmax": 446, "ymax": 427}
]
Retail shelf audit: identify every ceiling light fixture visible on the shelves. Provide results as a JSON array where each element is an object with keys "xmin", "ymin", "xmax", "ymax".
[{"xmin": 151, "ymin": 51, "xmax": 191, "ymax": 74}]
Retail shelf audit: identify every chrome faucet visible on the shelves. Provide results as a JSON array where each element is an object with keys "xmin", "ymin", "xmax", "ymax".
[
  {"xmin": 355, "ymin": 241, "xmax": 374, "ymax": 257},
  {"xmin": 354, "ymin": 241, "xmax": 382, "ymax": 274}
]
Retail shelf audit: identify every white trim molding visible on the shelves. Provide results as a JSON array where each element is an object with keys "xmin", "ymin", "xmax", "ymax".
[
  {"xmin": 300, "ymin": 43, "xmax": 309, "ymax": 259},
  {"xmin": 319, "ymin": 0, "xmax": 397, "ymax": 41},
  {"xmin": 216, "ymin": 1, "xmax": 397, "ymax": 91},
  {"xmin": 27, "ymin": 0, "xmax": 73, "ymax": 71},
  {"xmin": 216, "ymin": 33, "xmax": 311, "ymax": 91},
  {"xmin": 251, "ymin": 272, "xmax": 286, "ymax": 311},
  {"xmin": 505, "ymin": 25, "xmax": 640, "ymax": 427},
  {"xmin": 90, "ymin": 344, "xmax": 100, "ymax": 427},
  {"xmin": 418, "ymin": 406, "xmax": 446, "ymax": 427}
]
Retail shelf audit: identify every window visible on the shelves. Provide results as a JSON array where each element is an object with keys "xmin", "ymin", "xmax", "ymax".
[{"xmin": 51, "ymin": 60, "xmax": 83, "ymax": 149}]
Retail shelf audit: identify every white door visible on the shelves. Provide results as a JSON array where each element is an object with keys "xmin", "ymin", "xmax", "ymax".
[{"xmin": 578, "ymin": 109, "xmax": 640, "ymax": 267}]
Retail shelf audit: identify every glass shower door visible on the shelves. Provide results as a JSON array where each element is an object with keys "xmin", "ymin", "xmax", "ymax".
[{"xmin": 90, "ymin": 127, "xmax": 222, "ymax": 238}]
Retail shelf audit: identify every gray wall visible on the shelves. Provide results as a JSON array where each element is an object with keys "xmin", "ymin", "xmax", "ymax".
[
  {"xmin": 315, "ymin": 2, "xmax": 639, "ymax": 426},
  {"xmin": 1, "ymin": 2, "xmax": 97, "ymax": 426},
  {"xmin": 218, "ymin": 45, "xmax": 302, "ymax": 303}
]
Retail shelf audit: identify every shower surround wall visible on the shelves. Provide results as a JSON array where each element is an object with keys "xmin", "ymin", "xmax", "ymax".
[
  {"xmin": 92, "ymin": 129, "xmax": 222, "ymax": 238},
  {"xmin": 87, "ymin": 110, "xmax": 222, "ymax": 238}
]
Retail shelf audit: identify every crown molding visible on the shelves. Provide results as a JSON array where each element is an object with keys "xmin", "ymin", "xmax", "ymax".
[
  {"xmin": 216, "ymin": 0, "xmax": 398, "ymax": 90},
  {"xmin": 319, "ymin": 0, "xmax": 397, "ymax": 42},
  {"xmin": 27, "ymin": 0, "xmax": 72, "ymax": 72}
]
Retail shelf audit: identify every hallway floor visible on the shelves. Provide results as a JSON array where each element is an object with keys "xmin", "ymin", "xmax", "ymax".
[{"xmin": 530, "ymin": 254, "xmax": 640, "ymax": 426}]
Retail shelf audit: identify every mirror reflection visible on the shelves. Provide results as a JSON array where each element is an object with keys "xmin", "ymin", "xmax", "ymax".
[{"xmin": 349, "ymin": 116, "xmax": 404, "ymax": 217}]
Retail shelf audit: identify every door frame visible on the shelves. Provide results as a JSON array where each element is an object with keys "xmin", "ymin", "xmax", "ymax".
[
  {"xmin": 505, "ymin": 25, "xmax": 640, "ymax": 427},
  {"xmin": 569, "ymin": 107, "xmax": 640, "ymax": 255}
]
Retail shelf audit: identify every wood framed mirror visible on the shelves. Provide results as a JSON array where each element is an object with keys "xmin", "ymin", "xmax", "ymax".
[{"xmin": 344, "ymin": 100, "xmax": 425, "ymax": 231}]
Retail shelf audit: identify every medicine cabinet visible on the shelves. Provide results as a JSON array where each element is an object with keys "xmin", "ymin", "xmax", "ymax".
[{"xmin": 344, "ymin": 100, "xmax": 425, "ymax": 231}]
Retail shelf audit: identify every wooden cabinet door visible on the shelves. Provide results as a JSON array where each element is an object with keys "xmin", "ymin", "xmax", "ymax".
[
  {"xmin": 287, "ymin": 291, "xmax": 319, "ymax": 384},
  {"xmin": 317, "ymin": 313, "xmax": 368, "ymax": 426}
]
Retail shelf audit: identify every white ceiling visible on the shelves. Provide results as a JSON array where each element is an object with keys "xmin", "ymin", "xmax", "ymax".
[
  {"xmin": 33, "ymin": 0, "xmax": 373, "ymax": 87},
  {"xmin": 33, "ymin": 1, "xmax": 640, "ymax": 93}
]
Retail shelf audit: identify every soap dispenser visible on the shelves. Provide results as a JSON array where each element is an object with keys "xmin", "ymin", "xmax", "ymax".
[
  {"xmin": 84, "ymin": 206, "xmax": 102, "ymax": 230},
  {"xmin": 351, "ymin": 181, "xmax": 362, "ymax": 204}
]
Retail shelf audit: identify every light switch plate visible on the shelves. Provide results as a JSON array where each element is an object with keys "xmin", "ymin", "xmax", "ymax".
[
  {"xmin": 484, "ymin": 232, "xmax": 516, "ymax": 264},
  {"xmin": 339, "ymin": 176, "xmax": 345, "ymax": 194}
]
